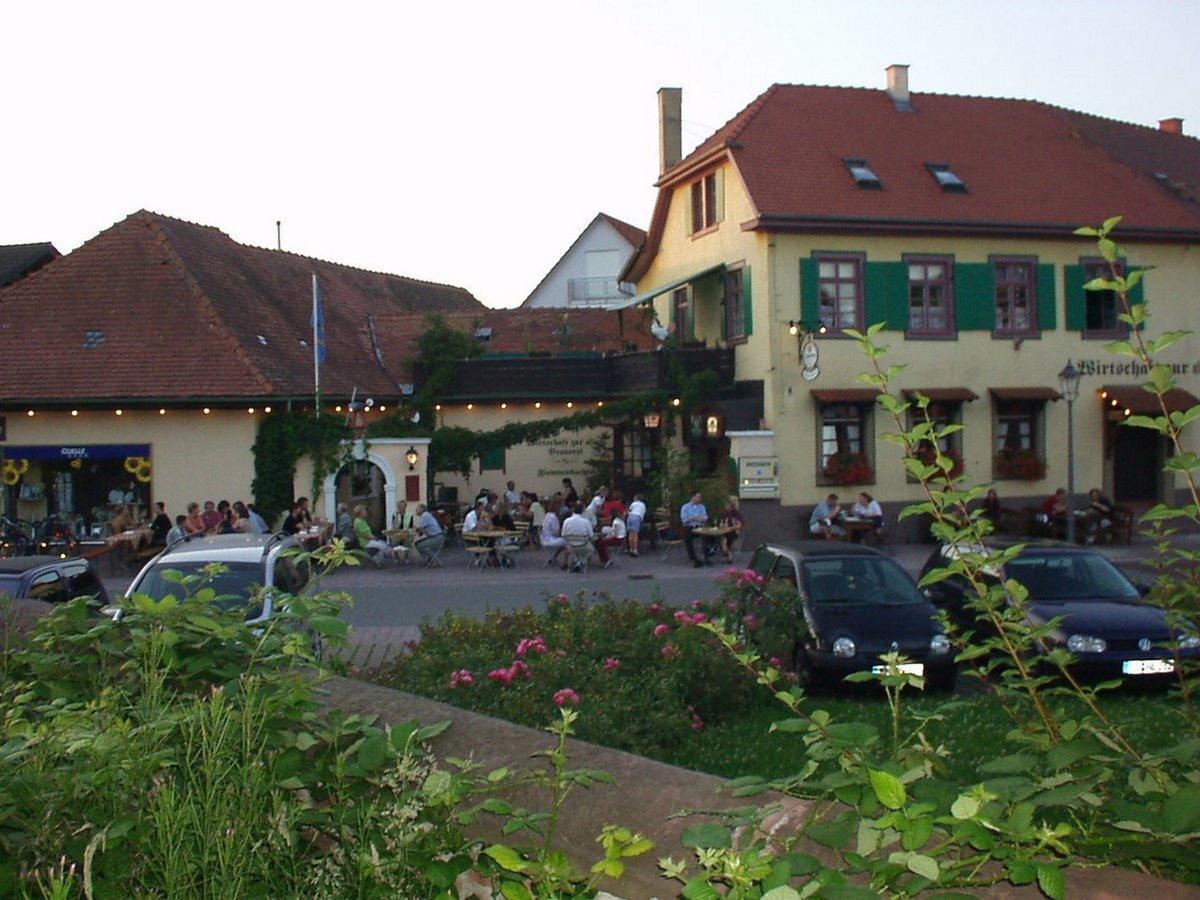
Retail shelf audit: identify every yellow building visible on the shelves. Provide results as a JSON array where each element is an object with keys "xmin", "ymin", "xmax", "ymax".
[{"xmin": 621, "ymin": 71, "xmax": 1200, "ymax": 539}]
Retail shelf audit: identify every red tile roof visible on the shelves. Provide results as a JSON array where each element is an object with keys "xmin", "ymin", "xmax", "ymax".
[
  {"xmin": 627, "ymin": 85, "xmax": 1200, "ymax": 280},
  {"xmin": 373, "ymin": 307, "xmax": 655, "ymax": 380},
  {"xmin": 597, "ymin": 212, "xmax": 647, "ymax": 250},
  {"xmin": 0, "ymin": 211, "xmax": 482, "ymax": 404}
]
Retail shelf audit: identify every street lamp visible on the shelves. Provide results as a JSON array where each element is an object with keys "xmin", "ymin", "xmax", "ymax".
[{"xmin": 1058, "ymin": 360, "xmax": 1082, "ymax": 543}]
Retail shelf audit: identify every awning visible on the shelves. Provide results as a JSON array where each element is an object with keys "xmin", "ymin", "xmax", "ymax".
[
  {"xmin": 902, "ymin": 387, "xmax": 979, "ymax": 403},
  {"xmin": 989, "ymin": 387, "xmax": 1061, "ymax": 402},
  {"xmin": 1, "ymin": 443, "xmax": 151, "ymax": 461},
  {"xmin": 1100, "ymin": 385, "xmax": 1200, "ymax": 416},
  {"xmin": 811, "ymin": 388, "xmax": 880, "ymax": 404},
  {"xmin": 610, "ymin": 264, "xmax": 725, "ymax": 311}
]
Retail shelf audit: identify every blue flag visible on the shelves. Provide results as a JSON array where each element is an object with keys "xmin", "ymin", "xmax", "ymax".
[{"xmin": 312, "ymin": 274, "xmax": 326, "ymax": 365}]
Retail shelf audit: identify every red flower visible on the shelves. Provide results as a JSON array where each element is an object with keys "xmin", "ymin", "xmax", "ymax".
[{"xmin": 553, "ymin": 688, "xmax": 580, "ymax": 707}]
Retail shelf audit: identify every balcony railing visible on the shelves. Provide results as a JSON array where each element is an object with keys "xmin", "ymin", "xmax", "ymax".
[{"xmin": 567, "ymin": 276, "xmax": 633, "ymax": 304}]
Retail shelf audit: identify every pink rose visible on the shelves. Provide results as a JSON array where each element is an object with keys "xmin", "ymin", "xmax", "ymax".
[
  {"xmin": 449, "ymin": 669, "xmax": 474, "ymax": 688},
  {"xmin": 648, "ymin": 602, "xmax": 662, "ymax": 614},
  {"xmin": 691, "ymin": 612, "xmax": 708, "ymax": 624},
  {"xmin": 690, "ymin": 713, "xmax": 705, "ymax": 731},
  {"xmin": 661, "ymin": 642, "xmax": 679, "ymax": 661},
  {"xmin": 603, "ymin": 657, "xmax": 621, "ymax": 671},
  {"xmin": 742, "ymin": 614, "xmax": 759, "ymax": 632},
  {"xmin": 768, "ymin": 657, "xmax": 782, "ymax": 669},
  {"xmin": 674, "ymin": 610, "xmax": 689, "ymax": 623},
  {"xmin": 556, "ymin": 593, "xmax": 569, "ymax": 605},
  {"xmin": 654, "ymin": 623, "xmax": 670, "ymax": 637},
  {"xmin": 487, "ymin": 667, "xmax": 514, "ymax": 686},
  {"xmin": 553, "ymin": 688, "xmax": 580, "ymax": 707},
  {"xmin": 516, "ymin": 636, "xmax": 547, "ymax": 657}
]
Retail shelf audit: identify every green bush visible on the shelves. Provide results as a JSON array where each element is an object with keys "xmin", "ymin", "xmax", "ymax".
[
  {"xmin": 374, "ymin": 575, "xmax": 802, "ymax": 757},
  {"xmin": 0, "ymin": 553, "xmax": 475, "ymax": 898}
]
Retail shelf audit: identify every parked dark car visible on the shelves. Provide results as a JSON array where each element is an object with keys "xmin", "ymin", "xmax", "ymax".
[
  {"xmin": 918, "ymin": 542, "xmax": 1200, "ymax": 681},
  {"xmin": 0, "ymin": 555, "xmax": 111, "ymax": 609},
  {"xmin": 749, "ymin": 541, "xmax": 956, "ymax": 690}
]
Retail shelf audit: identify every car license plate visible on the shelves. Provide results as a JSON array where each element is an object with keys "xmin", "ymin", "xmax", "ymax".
[
  {"xmin": 1122, "ymin": 659, "xmax": 1174, "ymax": 675},
  {"xmin": 871, "ymin": 663, "xmax": 924, "ymax": 676}
]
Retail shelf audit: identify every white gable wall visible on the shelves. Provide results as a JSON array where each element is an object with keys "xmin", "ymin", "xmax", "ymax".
[{"xmin": 522, "ymin": 216, "xmax": 638, "ymax": 309}]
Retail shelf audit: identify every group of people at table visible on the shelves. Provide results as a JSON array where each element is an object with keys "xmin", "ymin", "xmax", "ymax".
[{"xmin": 106, "ymin": 497, "xmax": 277, "ymax": 551}]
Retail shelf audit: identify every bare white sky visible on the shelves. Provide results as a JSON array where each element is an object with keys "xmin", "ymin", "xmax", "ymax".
[{"xmin": 4, "ymin": 0, "xmax": 1197, "ymax": 307}]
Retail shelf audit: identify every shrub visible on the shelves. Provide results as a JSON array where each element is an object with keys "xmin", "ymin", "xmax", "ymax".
[{"xmin": 374, "ymin": 582, "xmax": 803, "ymax": 756}]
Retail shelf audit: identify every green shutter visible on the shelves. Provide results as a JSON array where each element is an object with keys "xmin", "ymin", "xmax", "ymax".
[
  {"xmin": 864, "ymin": 261, "xmax": 908, "ymax": 330},
  {"xmin": 714, "ymin": 167, "xmax": 725, "ymax": 223},
  {"xmin": 954, "ymin": 262, "xmax": 995, "ymax": 331},
  {"xmin": 1036, "ymin": 263, "xmax": 1057, "ymax": 331},
  {"xmin": 1063, "ymin": 264, "xmax": 1086, "ymax": 331},
  {"xmin": 480, "ymin": 446, "xmax": 505, "ymax": 472},
  {"xmin": 800, "ymin": 258, "xmax": 820, "ymax": 329},
  {"xmin": 742, "ymin": 265, "xmax": 753, "ymax": 337}
]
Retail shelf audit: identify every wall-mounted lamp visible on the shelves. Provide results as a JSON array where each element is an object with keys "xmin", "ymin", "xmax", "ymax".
[
  {"xmin": 787, "ymin": 320, "xmax": 827, "ymax": 336},
  {"xmin": 405, "ymin": 446, "xmax": 419, "ymax": 470},
  {"xmin": 705, "ymin": 414, "xmax": 722, "ymax": 438},
  {"xmin": 643, "ymin": 413, "xmax": 661, "ymax": 429}
]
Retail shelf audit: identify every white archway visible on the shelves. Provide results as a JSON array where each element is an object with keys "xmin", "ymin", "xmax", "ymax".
[{"xmin": 322, "ymin": 442, "xmax": 398, "ymax": 526}]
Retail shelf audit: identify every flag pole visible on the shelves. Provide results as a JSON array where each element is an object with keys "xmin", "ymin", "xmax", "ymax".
[{"xmin": 312, "ymin": 273, "xmax": 321, "ymax": 417}]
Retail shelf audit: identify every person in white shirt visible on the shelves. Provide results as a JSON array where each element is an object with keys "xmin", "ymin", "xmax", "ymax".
[
  {"xmin": 850, "ymin": 492, "xmax": 884, "ymax": 543},
  {"xmin": 462, "ymin": 500, "xmax": 485, "ymax": 534},
  {"xmin": 504, "ymin": 481, "xmax": 521, "ymax": 506},
  {"xmin": 540, "ymin": 506, "xmax": 566, "ymax": 565},
  {"xmin": 560, "ymin": 503, "xmax": 594, "ymax": 570},
  {"xmin": 596, "ymin": 515, "xmax": 626, "ymax": 567},
  {"xmin": 626, "ymin": 494, "xmax": 647, "ymax": 557}
]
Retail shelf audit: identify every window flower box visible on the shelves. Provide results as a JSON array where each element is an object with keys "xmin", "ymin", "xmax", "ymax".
[
  {"xmin": 994, "ymin": 448, "xmax": 1045, "ymax": 480},
  {"xmin": 822, "ymin": 451, "xmax": 875, "ymax": 486}
]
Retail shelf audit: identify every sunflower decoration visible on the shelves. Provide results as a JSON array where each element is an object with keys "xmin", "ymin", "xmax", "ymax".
[
  {"xmin": 134, "ymin": 458, "xmax": 152, "ymax": 484},
  {"xmin": 70, "ymin": 458, "xmax": 83, "ymax": 470},
  {"xmin": 123, "ymin": 456, "xmax": 141, "ymax": 475},
  {"xmin": 2, "ymin": 459, "xmax": 28, "ymax": 486}
]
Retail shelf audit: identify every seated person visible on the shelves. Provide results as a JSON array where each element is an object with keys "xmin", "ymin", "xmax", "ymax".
[
  {"xmin": 1041, "ymin": 488, "xmax": 1068, "ymax": 520},
  {"xmin": 981, "ymin": 488, "xmax": 1003, "ymax": 524},
  {"xmin": 1080, "ymin": 488, "xmax": 1115, "ymax": 542},
  {"xmin": 560, "ymin": 503, "xmax": 595, "ymax": 570},
  {"xmin": 719, "ymin": 496, "xmax": 744, "ymax": 562},
  {"xmin": 148, "ymin": 501, "xmax": 172, "ymax": 546},
  {"xmin": 108, "ymin": 504, "xmax": 135, "ymax": 536},
  {"xmin": 596, "ymin": 514, "xmax": 626, "ymax": 567},
  {"xmin": 351, "ymin": 505, "xmax": 392, "ymax": 561},
  {"xmin": 166, "ymin": 514, "xmax": 188, "ymax": 546},
  {"xmin": 849, "ymin": 492, "xmax": 883, "ymax": 543},
  {"xmin": 461, "ymin": 500, "xmax": 486, "ymax": 534},
  {"xmin": 413, "ymin": 503, "xmax": 445, "ymax": 563},
  {"xmin": 809, "ymin": 493, "xmax": 845, "ymax": 539},
  {"xmin": 680, "ymin": 491, "xmax": 712, "ymax": 567},
  {"xmin": 492, "ymin": 500, "xmax": 515, "ymax": 531},
  {"xmin": 539, "ymin": 506, "xmax": 566, "ymax": 563},
  {"xmin": 335, "ymin": 502, "xmax": 354, "ymax": 542}
]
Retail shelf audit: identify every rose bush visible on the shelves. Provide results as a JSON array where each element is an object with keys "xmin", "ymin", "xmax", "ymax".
[{"xmin": 374, "ymin": 581, "xmax": 803, "ymax": 756}]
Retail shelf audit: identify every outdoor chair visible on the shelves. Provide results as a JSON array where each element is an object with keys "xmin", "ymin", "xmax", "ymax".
[
  {"xmin": 564, "ymin": 535, "xmax": 593, "ymax": 573},
  {"xmin": 655, "ymin": 520, "xmax": 684, "ymax": 562},
  {"xmin": 465, "ymin": 545, "xmax": 492, "ymax": 570},
  {"xmin": 415, "ymin": 533, "xmax": 444, "ymax": 567}
]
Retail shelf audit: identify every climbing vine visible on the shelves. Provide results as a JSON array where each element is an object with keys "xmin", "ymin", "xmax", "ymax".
[{"xmin": 250, "ymin": 411, "xmax": 352, "ymax": 524}]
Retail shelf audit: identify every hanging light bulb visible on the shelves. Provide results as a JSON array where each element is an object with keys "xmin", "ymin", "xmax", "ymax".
[{"xmin": 114, "ymin": 409, "xmax": 123, "ymax": 416}]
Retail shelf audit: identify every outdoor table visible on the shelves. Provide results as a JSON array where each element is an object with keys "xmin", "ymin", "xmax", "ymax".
[
  {"xmin": 298, "ymin": 524, "xmax": 331, "ymax": 548},
  {"xmin": 464, "ymin": 529, "xmax": 522, "ymax": 565},
  {"xmin": 384, "ymin": 528, "xmax": 416, "ymax": 563},
  {"xmin": 105, "ymin": 528, "xmax": 151, "ymax": 550},
  {"xmin": 693, "ymin": 525, "xmax": 736, "ymax": 539},
  {"xmin": 841, "ymin": 516, "xmax": 878, "ymax": 543}
]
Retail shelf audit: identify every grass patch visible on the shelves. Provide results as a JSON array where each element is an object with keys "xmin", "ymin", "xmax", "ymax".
[{"xmin": 656, "ymin": 687, "xmax": 1196, "ymax": 783}]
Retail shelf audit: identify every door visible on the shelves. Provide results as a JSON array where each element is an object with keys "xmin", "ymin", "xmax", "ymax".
[{"xmin": 1112, "ymin": 426, "xmax": 1161, "ymax": 502}]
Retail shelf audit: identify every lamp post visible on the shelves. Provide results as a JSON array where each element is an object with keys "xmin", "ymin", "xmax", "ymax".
[{"xmin": 1058, "ymin": 360, "xmax": 1081, "ymax": 543}]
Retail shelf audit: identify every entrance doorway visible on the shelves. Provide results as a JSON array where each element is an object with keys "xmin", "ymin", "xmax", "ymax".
[
  {"xmin": 334, "ymin": 459, "xmax": 387, "ymax": 532},
  {"xmin": 1112, "ymin": 426, "xmax": 1161, "ymax": 503}
]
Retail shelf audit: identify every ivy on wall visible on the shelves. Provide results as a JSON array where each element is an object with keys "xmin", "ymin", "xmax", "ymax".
[{"xmin": 250, "ymin": 412, "xmax": 352, "ymax": 525}]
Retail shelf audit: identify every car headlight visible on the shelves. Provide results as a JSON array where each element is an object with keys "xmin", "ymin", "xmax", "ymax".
[
  {"xmin": 930, "ymin": 634, "xmax": 951, "ymax": 655},
  {"xmin": 1067, "ymin": 634, "xmax": 1107, "ymax": 654},
  {"xmin": 832, "ymin": 637, "xmax": 856, "ymax": 658},
  {"xmin": 1179, "ymin": 635, "xmax": 1200, "ymax": 650}
]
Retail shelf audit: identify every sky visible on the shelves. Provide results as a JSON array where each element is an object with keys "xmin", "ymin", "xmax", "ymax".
[{"xmin": 4, "ymin": 0, "xmax": 1198, "ymax": 308}]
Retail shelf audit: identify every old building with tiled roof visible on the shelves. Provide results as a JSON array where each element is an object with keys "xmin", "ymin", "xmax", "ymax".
[
  {"xmin": 0, "ymin": 242, "xmax": 59, "ymax": 288},
  {"xmin": 620, "ymin": 69, "xmax": 1200, "ymax": 541}
]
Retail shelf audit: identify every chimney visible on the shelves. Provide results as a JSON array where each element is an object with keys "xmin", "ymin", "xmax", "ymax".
[
  {"xmin": 886, "ymin": 64, "xmax": 911, "ymax": 110},
  {"xmin": 1159, "ymin": 117, "xmax": 1184, "ymax": 135},
  {"xmin": 658, "ymin": 87, "xmax": 682, "ymax": 175}
]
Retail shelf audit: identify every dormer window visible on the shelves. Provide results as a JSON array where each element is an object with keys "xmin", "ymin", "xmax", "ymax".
[
  {"xmin": 474, "ymin": 326, "xmax": 492, "ymax": 342},
  {"xmin": 844, "ymin": 158, "xmax": 881, "ymax": 189},
  {"xmin": 926, "ymin": 163, "xmax": 966, "ymax": 192}
]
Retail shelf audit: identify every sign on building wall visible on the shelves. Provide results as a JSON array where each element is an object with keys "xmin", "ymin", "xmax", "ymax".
[{"xmin": 738, "ymin": 456, "xmax": 780, "ymax": 499}]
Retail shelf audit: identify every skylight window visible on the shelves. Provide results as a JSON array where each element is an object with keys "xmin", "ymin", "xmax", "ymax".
[
  {"xmin": 926, "ymin": 163, "xmax": 966, "ymax": 192},
  {"xmin": 844, "ymin": 158, "xmax": 881, "ymax": 189},
  {"xmin": 256, "ymin": 334, "xmax": 269, "ymax": 345},
  {"xmin": 82, "ymin": 329, "xmax": 105, "ymax": 349},
  {"xmin": 474, "ymin": 326, "xmax": 493, "ymax": 342}
]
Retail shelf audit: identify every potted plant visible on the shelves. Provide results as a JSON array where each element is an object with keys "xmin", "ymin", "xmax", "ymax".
[
  {"xmin": 821, "ymin": 451, "xmax": 875, "ymax": 486},
  {"xmin": 994, "ymin": 447, "xmax": 1045, "ymax": 480}
]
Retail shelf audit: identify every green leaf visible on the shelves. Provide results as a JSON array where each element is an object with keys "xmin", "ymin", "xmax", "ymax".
[
  {"xmin": 309, "ymin": 614, "xmax": 348, "ymax": 637},
  {"xmin": 484, "ymin": 844, "xmax": 527, "ymax": 873},
  {"xmin": 680, "ymin": 823, "xmax": 731, "ymax": 849},
  {"xmin": 414, "ymin": 720, "xmax": 451, "ymax": 742},
  {"xmin": 1037, "ymin": 863, "xmax": 1065, "ymax": 900},
  {"xmin": 499, "ymin": 881, "xmax": 533, "ymax": 900},
  {"xmin": 1160, "ymin": 784, "xmax": 1200, "ymax": 834},
  {"xmin": 760, "ymin": 888, "xmax": 803, "ymax": 900},
  {"xmin": 951, "ymin": 793, "xmax": 981, "ymax": 820},
  {"xmin": 356, "ymin": 732, "xmax": 387, "ymax": 772},
  {"xmin": 907, "ymin": 853, "xmax": 939, "ymax": 881},
  {"xmin": 978, "ymin": 753, "xmax": 1039, "ymax": 775},
  {"xmin": 680, "ymin": 877, "xmax": 722, "ymax": 900},
  {"xmin": 869, "ymin": 769, "xmax": 907, "ymax": 810},
  {"xmin": 1123, "ymin": 415, "xmax": 1167, "ymax": 432},
  {"xmin": 805, "ymin": 816, "xmax": 855, "ymax": 849},
  {"xmin": 1102, "ymin": 214, "xmax": 1124, "ymax": 233}
]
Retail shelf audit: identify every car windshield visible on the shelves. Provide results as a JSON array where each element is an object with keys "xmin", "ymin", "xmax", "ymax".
[
  {"xmin": 1005, "ymin": 553, "xmax": 1139, "ymax": 601},
  {"xmin": 801, "ymin": 556, "xmax": 926, "ymax": 605},
  {"xmin": 0, "ymin": 575, "xmax": 22, "ymax": 599},
  {"xmin": 133, "ymin": 561, "xmax": 264, "ymax": 611}
]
